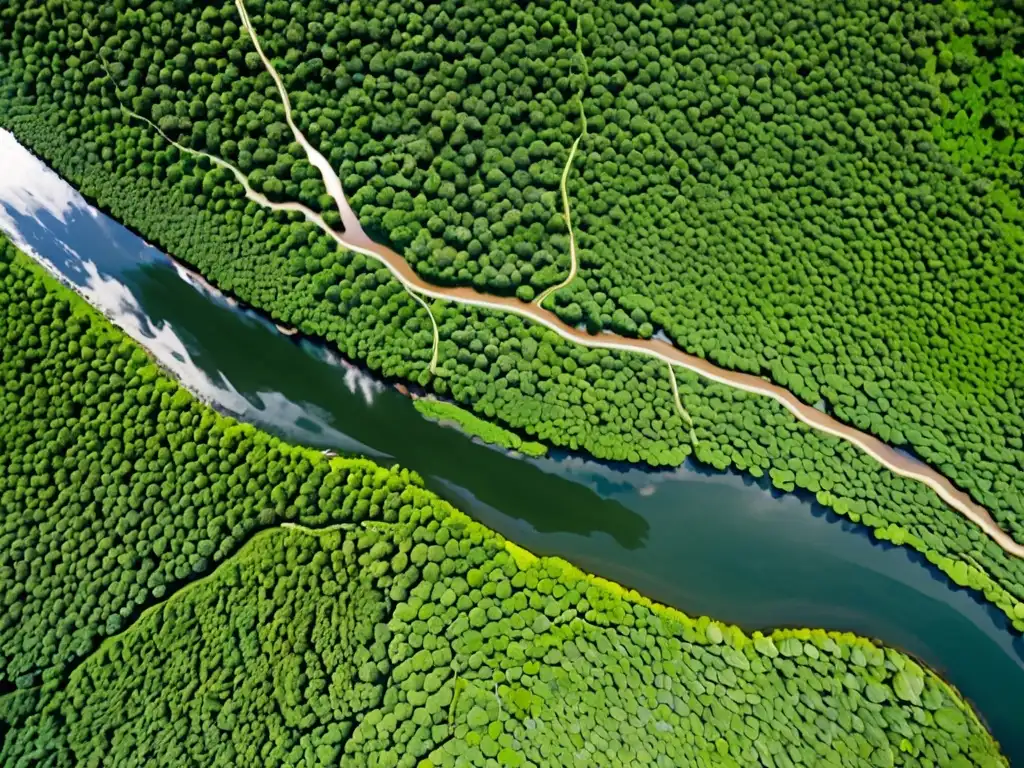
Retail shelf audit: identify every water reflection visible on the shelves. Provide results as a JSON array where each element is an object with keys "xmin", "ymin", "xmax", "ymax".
[
  {"xmin": 0, "ymin": 130, "xmax": 79, "ymax": 231},
  {"xmin": 2, "ymin": 129, "xmax": 1024, "ymax": 761},
  {"xmin": 0, "ymin": 134, "xmax": 380, "ymax": 455}
]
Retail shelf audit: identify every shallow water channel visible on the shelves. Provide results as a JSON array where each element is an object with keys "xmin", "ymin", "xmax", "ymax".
[{"xmin": 2, "ymin": 130, "xmax": 1022, "ymax": 762}]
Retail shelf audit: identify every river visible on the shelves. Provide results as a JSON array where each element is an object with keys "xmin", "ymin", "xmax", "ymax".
[{"xmin": 2, "ymin": 130, "xmax": 1022, "ymax": 762}]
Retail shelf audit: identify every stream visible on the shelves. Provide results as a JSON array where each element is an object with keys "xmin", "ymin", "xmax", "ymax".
[{"xmin": 2, "ymin": 129, "xmax": 1023, "ymax": 762}]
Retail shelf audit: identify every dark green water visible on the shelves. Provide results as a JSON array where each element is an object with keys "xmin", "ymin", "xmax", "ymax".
[{"xmin": 2, "ymin": 130, "xmax": 1022, "ymax": 762}]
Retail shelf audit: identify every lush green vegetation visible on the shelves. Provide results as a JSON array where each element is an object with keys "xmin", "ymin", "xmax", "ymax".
[
  {"xmin": 248, "ymin": 0, "xmax": 582, "ymax": 297},
  {"xmin": 0, "ymin": 0, "xmax": 1022, "ymax": 629},
  {"xmin": 0, "ymin": 244, "xmax": 1007, "ymax": 767},
  {"xmin": 415, "ymin": 398, "xmax": 548, "ymax": 457},
  {"xmin": 1, "ymin": 525, "xmax": 1008, "ymax": 768},
  {"xmin": 0, "ymin": 239, "xmax": 417, "ymax": 687},
  {"xmin": 32, "ymin": 0, "xmax": 1016, "ymax": 541},
  {"xmin": 551, "ymin": 0, "xmax": 1024, "ymax": 546}
]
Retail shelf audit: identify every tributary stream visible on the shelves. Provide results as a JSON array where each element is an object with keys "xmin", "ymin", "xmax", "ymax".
[{"xmin": 2, "ymin": 130, "xmax": 1022, "ymax": 762}]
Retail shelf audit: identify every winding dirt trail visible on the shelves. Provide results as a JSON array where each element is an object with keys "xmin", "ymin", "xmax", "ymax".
[
  {"xmin": 667, "ymin": 365, "xmax": 699, "ymax": 446},
  {"xmin": 126, "ymin": 0, "xmax": 1021, "ymax": 561},
  {"xmin": 535, "ymin": 120, "xmax": 585, "ymax": 307},
  {"xmin": 238, "ymin": 0, "xmax": 444, "ymax": 371},
  {"xmin": 232, "ymin": 0, "xmax": 361, "ymax": 235}
]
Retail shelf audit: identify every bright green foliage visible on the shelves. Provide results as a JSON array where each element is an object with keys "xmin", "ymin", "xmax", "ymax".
[
  {"xmin": 1, "ymin": 529, "xmax": 395, "ymax": 766},
  {"xmin": 928, "ymin": 0, "xmax": 1024, "ymax": 206},
  {"xmin": 550, "ymin": 0, "xmax": 1024, "ymax": 546},
  {"xmin": 0, "ymin": 0, "xmax": 1022, "ymax": 627},
  {"xmin": 414, "ymin": 398, "xmax": 547, "ymax": 457},
  {"xmin": 0, "ymin": 501, "xmax": 1008, "ymax": 767},
  {"xmin": 252, "ymin": 0, "xmax": 581, "ymax": 292}
]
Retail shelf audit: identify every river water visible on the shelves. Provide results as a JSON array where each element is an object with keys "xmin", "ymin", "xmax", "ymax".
[{"xmin": 2, "ymin": 130, "xmax": 1022, "ymax": 761}]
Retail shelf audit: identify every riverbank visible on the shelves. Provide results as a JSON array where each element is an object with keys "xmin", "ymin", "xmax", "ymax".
[
  {"xmin": 127, "ymin": 2, "xmax": 1022, "ymax": 571},
  {"xmin": 413, "ymin": 398, "xmax": 548, "ymax": 457},
  {"xmin": 4, "ymin": 111, "xmax": 1024, "ymax": 631},
  {"xmin": 0, "ymin": 243, "xmax": 1007, "ymax": 761},
  {"xmin": 8, "ymin": 97, "xmax": 1024, "ymax": 636}
]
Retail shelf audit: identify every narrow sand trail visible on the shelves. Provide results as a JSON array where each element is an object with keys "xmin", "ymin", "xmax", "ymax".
[
  {"xmin": 535, "ymin": 121, "xmax": 585, "ymax": 307},
  {"xmin": 103, "ymin": 0, "xmax": 1024, "ymax": 561},
  {"xmin": 233, "ymin": 0, "xmax": 362, "ymax": 237},
  {"xmin": 667, "ymin": 365, "xmax": 700, "ymax": 446}
]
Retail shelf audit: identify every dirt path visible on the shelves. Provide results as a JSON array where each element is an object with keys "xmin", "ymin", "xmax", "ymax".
[
  {"xmin": 233, "ymin": 0, "xmax": 363, "ymax": 236},
  {"xmin": 667, "ymin": 364, "xmax": 699, "ymax": 446},
  {"xmin": 535, "ymin": 122, "xmax": 584, "ymax": 307},
  {"xmin": 233, "ymin": 0, "xmax": 441, "ymax": 372}
]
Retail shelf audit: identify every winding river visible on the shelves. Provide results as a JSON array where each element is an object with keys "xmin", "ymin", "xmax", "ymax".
[{"xmin": 2, "ymin": 130, "xmax": 1024, "ymax": 762}]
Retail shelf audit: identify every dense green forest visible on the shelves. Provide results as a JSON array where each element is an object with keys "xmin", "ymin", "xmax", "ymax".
[
  {"xmin": 254, "ymin": 0, "xmax": 1024, "ymax": 537},
  {"xmin": 0, "ymin": 241, "xmax": 1007, "ymax": 766},
  {"xmin": 553, "ymin": 0, "xmax": 1024, "ymax": 536},
  {"xmin": 0, "ymin": 240, "xmax": 409, "ymax": 687},
  {"xmin": 2, "ymin": 0, "xmax": 1024, "ymax": 626}
]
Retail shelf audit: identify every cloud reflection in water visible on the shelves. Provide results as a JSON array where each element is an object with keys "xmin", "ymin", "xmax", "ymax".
[{"xmin": 0, "ymin": 128, "xmax": 376, "ymax": 451}]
